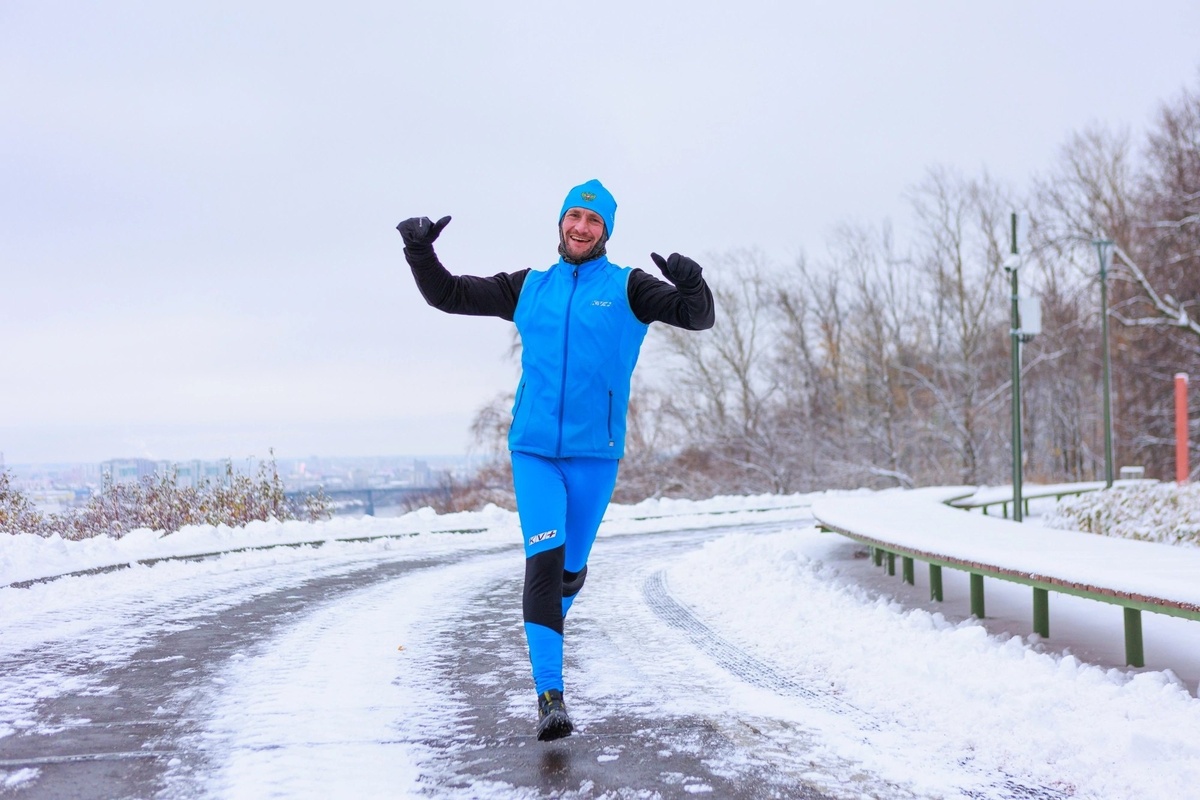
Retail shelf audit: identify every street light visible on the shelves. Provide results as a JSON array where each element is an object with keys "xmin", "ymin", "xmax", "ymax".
[
  {"xmin": 1093, "ymin": 239, "xmax": 1115, "ymax": 488},
  {"xmin": 1005, "ymin": 214, "xmax": 1041, "ymax": 523},
  {"xmin": 1005, "ymin": 248, "xmax": 1023, "ymax": 521}
]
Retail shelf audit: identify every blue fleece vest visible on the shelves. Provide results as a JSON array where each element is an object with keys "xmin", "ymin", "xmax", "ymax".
[{"xmin": 509, "ymin": 256, "xmax": 649, "ymax": 459}]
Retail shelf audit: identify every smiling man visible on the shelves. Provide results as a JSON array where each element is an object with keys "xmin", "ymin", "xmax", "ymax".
[
  {"xmin": 397, "ymin": 179, "xmax": 715, "ymax": 741},
  {"xmin": 560, "ymin": 204, "xmax": 606, "ymax": 260}
]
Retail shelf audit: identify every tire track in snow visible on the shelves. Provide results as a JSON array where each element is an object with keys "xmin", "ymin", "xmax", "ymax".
[
  {"xmin": 642, "ymin": 570, "xmax": 1071, "ymax": 800},
  {"xmin": 410, "ymin": 530, "xmax": 835, "ymax": 799},
  {"xmin": 642, "ymin": 569, "xmax": 881, "ymax": 732}
]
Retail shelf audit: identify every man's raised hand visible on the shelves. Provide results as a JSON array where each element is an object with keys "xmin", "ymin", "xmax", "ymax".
[
  {"xmin": 651, "ymin": 252, "xmax": 703, "ymax": 288},
  {"xmin": 397, "ymin": 215, "xmax": 452, "ymax": 248}
]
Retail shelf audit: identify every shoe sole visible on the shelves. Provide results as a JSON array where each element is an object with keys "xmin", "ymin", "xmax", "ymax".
[{"xmin": 536, "ymin": 710, "xmax": 573, "ymax": 741}]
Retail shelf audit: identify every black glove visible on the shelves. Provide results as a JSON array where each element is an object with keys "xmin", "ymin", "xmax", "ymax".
[
  {"xmin": 396, "ymin": 215, "xmax": 451, "ymax": 248},
  {"xmin": 651, "ymin": 252, "xmax": 703, "ymax": 288}
]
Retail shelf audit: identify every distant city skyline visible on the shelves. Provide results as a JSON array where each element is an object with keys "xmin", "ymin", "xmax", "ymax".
[
  {"xmin": 4, "ymin": 2, "xmax": 1199, "ymax": 464},
  {"xmin": 6, "ymin": 452, "xmax": 471, "ymax": 516},
  {"xmin": 3, "ymin": 450, "xmax": 470, "ymax": 471}
]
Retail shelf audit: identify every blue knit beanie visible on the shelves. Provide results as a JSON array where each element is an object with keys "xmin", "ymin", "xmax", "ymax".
[{"xmin": 559, "ymin": 179, "xmax": 617, "ymax": 238}]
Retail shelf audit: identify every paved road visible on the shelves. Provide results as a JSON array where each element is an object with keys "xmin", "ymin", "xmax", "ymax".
[
  {"xmin": 2, "ymin": 517, "xmax": 1059, "ymax": 798},
  {"xmin": 0, "ymin": 555, "xmax": 453, "ymax": 799},
  {"xmin": 2, "ymin": 522, "xmax": 847, "ymax": 798},
  {"xmin": 411, "ymin": 535, "xmax": 835, "ymax": 799}
]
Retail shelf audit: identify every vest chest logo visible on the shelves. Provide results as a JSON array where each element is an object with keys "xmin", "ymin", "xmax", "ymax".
[{"xmin": 591, "ymin": 300, "xmax": 612, "ymax": 308}]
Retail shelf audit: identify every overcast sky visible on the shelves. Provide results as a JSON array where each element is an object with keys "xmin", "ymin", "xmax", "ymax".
[{"xmin": 3, "ymin": 1, "xmax": 1198, "ymax": 466}]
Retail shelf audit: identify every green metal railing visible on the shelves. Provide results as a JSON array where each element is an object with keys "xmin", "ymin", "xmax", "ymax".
[
  {"xmin": 947, "ymin": 480, "xmax": 1154, "ymax": 519},
  {"xmin": 819, "ymin": 521, "xmax": 1200, "ymax": 669},
  {"xmin": 950, "ymin": 492, "xmax": 1083, "ymax": 520}
]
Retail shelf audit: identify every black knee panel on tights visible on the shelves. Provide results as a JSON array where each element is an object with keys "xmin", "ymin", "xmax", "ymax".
[
  {"xmin": 523, "ymin": 546, "xmax": 566, "ymax": 634},
  {"xmin": 562, "ymin": 565, "xmax": 588, "ymax": 597}
]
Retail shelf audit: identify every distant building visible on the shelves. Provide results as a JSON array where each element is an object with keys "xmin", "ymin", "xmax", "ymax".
[
  {"xmin": 100, "ymin": 458, "xmax": 229, "ymax": 487},
  {"xmin": 171, "ymin": 460, "xmax": 229, "ymax": 488},
  {"xmin": 100, "ymin": 458, "xmax": 160, "ymax": 485}
]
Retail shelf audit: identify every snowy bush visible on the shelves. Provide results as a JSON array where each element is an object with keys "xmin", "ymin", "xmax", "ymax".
[
  {"xmin": 0, "ymin": 456, "xmax": 330, "ymax": 540},
  {"xmin": 1042, "ymin": 482, "xmax": 1200, "ymax": 546},
  {"xmin": 0, "ymin": 471, "xmax": 46, "ymax": 534}
]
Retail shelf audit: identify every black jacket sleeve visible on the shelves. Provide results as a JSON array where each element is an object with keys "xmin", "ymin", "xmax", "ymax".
[
  {"xmin": 403, "ymin": 243, "xmax": 527, "ymax": 322},
  {"xmin": 626, "ymin": 268, "xmax": 715, "ymax": 330}
]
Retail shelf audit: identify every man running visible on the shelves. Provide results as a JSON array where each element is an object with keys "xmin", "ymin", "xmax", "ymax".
[{"xmin": 397, "ymin": 179, "xmax": 715, "ymax": 740}]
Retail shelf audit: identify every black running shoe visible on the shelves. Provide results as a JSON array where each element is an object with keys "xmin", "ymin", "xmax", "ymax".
[{"xmin": 535, "ymin": 689, "xmax": 573, "ymax": 741}]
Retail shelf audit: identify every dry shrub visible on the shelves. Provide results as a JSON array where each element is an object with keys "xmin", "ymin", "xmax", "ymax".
[
  {"xmin": 0, "ymin": 471, "xmax": 46, "ymax": 534},
  {"xmin": 0, "ymin": 454, "xmax": 330, "ymax": 540}
]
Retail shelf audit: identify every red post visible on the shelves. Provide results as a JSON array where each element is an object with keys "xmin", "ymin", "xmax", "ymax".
[{"xmin": 1177, "ymin": 373, "xmax": 1190, "ymax": 484}]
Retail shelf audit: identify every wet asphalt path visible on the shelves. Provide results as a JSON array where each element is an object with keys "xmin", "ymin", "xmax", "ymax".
[
  {"xmin": 0, "ymin": 555, "xmax": 456, "ymax": 799},
  {"xmin": 413, "ymin": 549, "xmax": 833, "ymax": 799},
  {"xmin": 0, "ymin": 521, "xmax": 843, "ymax": 799}
]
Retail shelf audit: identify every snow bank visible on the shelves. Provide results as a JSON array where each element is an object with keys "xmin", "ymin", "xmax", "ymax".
[
  {"xmin": 669, "ymin": 528, "xmax": 1200, "ymax": 800},
  {"xmin": 0, "ymin": 506, "xmax": 519, "ymax": 588},
  {"xmin": 0, "ymin": 492, "xmax": 826, "ymax": 588}
]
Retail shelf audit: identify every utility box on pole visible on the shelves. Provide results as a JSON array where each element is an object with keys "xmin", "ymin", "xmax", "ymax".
[{"xmin": 1018, "ymin": 297, "xmax": 1042, "ymax": 338}]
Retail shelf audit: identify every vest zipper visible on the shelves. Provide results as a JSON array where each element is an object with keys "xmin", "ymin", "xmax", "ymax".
[
  {"xmin": 607, "ymin": 389, "xmax": 614, "ymax": 446},
  {"xmin": 556, "ymin": 268, "xmax": 579, "ymax": 457},
  {"xmin": 512, "ymin": 381, "xmax": 526, "ymax": 421}
]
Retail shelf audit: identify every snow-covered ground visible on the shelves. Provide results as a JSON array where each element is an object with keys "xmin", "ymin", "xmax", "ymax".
[{"xmin": 3, "ymin": 488, "xmax": 1200, "ymax": 798}]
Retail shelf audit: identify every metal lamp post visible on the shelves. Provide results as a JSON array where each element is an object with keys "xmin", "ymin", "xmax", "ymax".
[
  {"xmin": 1005, "ymin": 214, "xmax": 1041, "ymax": 523},
  {"xmin": 1006, "ymin": 216, "xmax": 1024, "ymax": 521},
  {"xmin": 1094, "ymin": 239, "xmax": 1115, "ymax": 488}
]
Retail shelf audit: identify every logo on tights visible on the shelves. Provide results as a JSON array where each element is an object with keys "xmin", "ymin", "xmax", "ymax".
[{"xmin": 528, "ymin": 529, "xmax": 558, "ymax": 546}]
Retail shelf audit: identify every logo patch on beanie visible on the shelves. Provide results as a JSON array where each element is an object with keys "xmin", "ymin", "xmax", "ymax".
[{"xmin": 581, "ymin": 191, "xmax": 596, "ymax": 202}]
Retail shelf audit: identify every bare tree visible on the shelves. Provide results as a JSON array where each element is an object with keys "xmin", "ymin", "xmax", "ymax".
[
  {"xmin": 654, "ymin": 249, "xmax": 801, "ymax": 492},
  {"xmin": 774, "ymin": 257, "xmax": 850, "ymax": 486},
  {"xmin": 906, "ymin": 167, "xmax": 1012, "ymax": 484},
  {"xmin": 1025, "ymin": 117, "xmax": 1138, "ymax": 482},
  {"xmin": 1033, "ymin": 125, "xmax": 1136, "ymax": 254},
  {"xmin": 1115, "ymin": 76, "xmax": 1200, "ymax": 351},
  {"xmin": 1030, "ymin": 72, "xmax": 1200, "ymax": 479},
  {"xmin": 817, "ymin": 223, "xmax": 923, "ymax": 486},
  {"xmin": 1113, "ymin": 76, "xmax": 1200, "ymax": 474}
]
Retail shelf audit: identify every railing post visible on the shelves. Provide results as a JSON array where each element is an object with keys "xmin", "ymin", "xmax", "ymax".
[
  {"xmin": 970, "ymin": 574, "xmax": 985, "ymax": 618},
  {"xmin": 929, "ymin": 565, "xmax": 944, "ymax": 602},
  {"xmin": 886, "ymin": 552, "xmax": 896, "ymax": 577},
  {"xmin": 1124, "ymin": 608, "xmax": 1144, "ymax": 667},
  {"xmin": 902, "ymin": 556, "xmax": 915, "ymax": 585},
  {"xmin": 1033, "ymin": 588, "xmax": 1049, "ymax": 637},
  {"xmin": 873, "ymin": 547, "xmax": 883, "ymax": 567}
]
